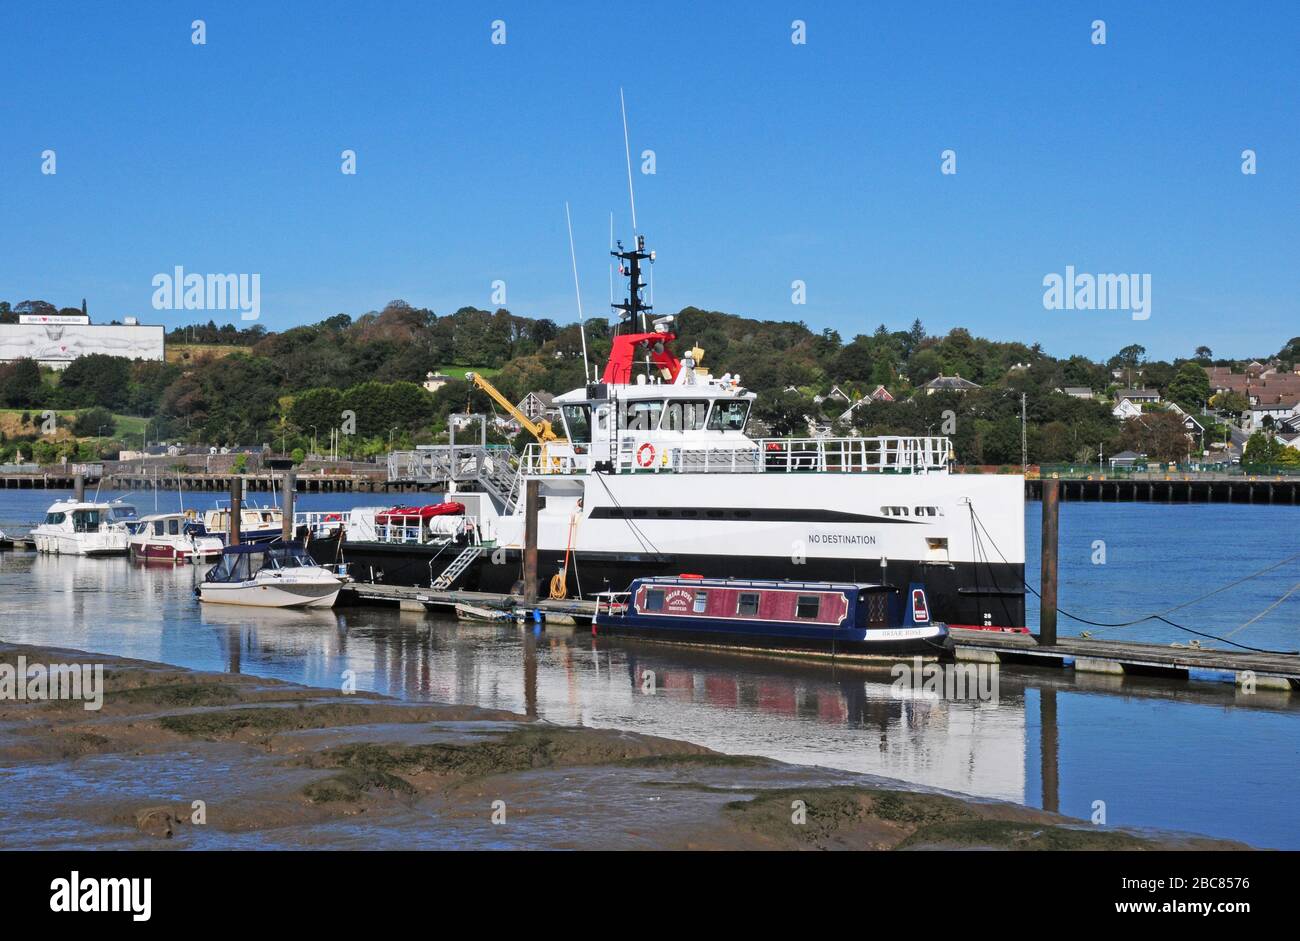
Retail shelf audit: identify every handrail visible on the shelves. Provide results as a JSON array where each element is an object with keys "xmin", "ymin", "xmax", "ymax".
[{"xmin": 519, "ymin": 436, "xmax": 953, "ymax": 475}]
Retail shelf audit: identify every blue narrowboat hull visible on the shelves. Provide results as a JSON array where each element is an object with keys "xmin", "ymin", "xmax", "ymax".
[{"xmin": 595, "ymin": 613, "xmax": 950, "ymax": 658}]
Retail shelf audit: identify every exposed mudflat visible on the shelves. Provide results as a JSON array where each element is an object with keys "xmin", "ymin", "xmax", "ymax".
[{"xmin": 0, "ymin": 642, "xmax": 1248, "ymax": 850}]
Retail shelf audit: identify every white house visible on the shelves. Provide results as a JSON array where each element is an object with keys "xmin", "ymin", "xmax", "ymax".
[{"xmin": 1112, "ymin": 398, "xmax": 1143, "ymax": 420}]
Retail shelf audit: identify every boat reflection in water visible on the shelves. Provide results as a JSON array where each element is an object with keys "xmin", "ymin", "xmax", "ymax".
[{"xmin": 3, "ymin": 550, "xmax": 1298, "ymax": 847}]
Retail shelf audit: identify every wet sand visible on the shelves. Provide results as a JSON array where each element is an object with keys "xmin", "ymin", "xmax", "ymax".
[{"xmin": 0, "ymin": 642, "xmax": 1248, "ymax": 850}]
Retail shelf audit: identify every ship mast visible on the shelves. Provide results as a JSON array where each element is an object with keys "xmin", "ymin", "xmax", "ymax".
[{"xmin": 611, "ymin": 234, "xmax": 652, "ymax": 332}]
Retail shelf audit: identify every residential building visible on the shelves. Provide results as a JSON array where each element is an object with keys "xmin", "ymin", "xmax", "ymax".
[{"xmin": 920, "ymin": 374, "xmax": 981, "ymax": 395}]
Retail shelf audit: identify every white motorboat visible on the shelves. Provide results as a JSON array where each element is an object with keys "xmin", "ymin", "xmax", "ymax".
[
  {"xmin": 128, "ymin": 512, "xmax": 224, "ymax": 563},
  {"xmin": 198, "ymin": 543, "xmax": 343, "ymax": 608},
  {"xmin": 31, "ymin": 500, "xmax": 137, "ymax": 556},
  {"xmin": 200, "ymin": 505, "xmax": 284, "ymax": 544}
]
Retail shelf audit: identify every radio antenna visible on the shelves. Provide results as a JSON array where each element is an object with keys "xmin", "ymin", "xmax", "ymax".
[
  {"xmin": 620, "ymin": 87, "xmax": 637, "ymax": 235},
  {"xmin": 564, "ymin": 201, "xmax": 590, "ymax": 380}
]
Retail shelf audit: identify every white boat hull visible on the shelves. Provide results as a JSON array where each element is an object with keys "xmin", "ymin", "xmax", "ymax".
[
  {"xmin": 199, "ymin": 574, "xmax": 341, "ymax": 609},
  {"xmin": 32, "ymin": 530, "xmax": 129, "ymax": 556}
]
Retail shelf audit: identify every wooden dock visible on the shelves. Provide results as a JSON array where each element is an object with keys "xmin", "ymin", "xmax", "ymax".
[
  {"xmin": 339, "ymin": 582, "xmax": 597, "ymax": 620},
  {"xmin": 338, "ymin": 581, "xmax": 1298, "ymax": 691},
  {"xmin": 1024, "ymin": 475, "xmax": 1300, "ymax": 504},
  {"xmin": 950, "ymin": 628, "xmax": 1299, "ymax": 690}
]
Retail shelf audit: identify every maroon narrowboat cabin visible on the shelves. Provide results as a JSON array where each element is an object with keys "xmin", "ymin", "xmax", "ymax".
[{"xmin": 593, "ymin": 575, "xmax": 950, "ymax": 658}]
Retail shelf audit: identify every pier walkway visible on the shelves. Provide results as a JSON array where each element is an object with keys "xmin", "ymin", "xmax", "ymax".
[{"xmin": 338, "ymin": 581, "xmax": 1298, "ymax": 690}]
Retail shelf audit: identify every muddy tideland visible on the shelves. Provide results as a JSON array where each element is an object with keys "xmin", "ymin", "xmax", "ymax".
[{"xmin": 0, "ymin": 642, "xmax": 1247, "ymax": 851}]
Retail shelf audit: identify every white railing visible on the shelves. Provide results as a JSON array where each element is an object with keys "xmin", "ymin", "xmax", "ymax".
[
  {"xmin": 296, "ymin": 511, "xmax": 350, "ymax": 539},
  {"xmin": 518, "ymin": 443, "xmax": 585, "ymax": 476},
  {"xmin": 521, "ymin": 436, "xmax": 952, "ymax": 476}
]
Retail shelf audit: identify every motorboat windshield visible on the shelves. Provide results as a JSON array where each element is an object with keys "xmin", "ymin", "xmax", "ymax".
[{"xmin": 205, "ymin": 543, "xmax": 318, "ymax": 583}]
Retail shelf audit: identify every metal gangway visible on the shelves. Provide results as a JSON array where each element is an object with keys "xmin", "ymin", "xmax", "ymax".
[{"xmin": 387, "ymin": 414, "xmax": 521, "ymax": 512}]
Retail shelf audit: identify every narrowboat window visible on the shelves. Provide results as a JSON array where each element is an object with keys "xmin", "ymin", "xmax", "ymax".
[
  {"xmin": 706, "ymin": 400, "xmax": 750, "ymax": 431},
  {"xmin": 644, "ymin": 589, "xmax": 665, "ymax": 612},
  {"xmin": 693, "ymin": 590, "xmax": 708, "ymax": 613},
  {"xmin": 624, "ymin": 400, "xmax": 664, "ymax": 432},
  {"xmin": 736, "ymin": 592, "xmax": 760, "ymax": 616},
  {"xmin": 796, "ymin": 595, "xmax": 821, "ymax": 619},
  {"xmin": 661, "ymin": 399, "xmax": 709, "ymax": 431},
  {"xmin": 562, "ymin": 404, "xmax": 592, "ymax": 443}
]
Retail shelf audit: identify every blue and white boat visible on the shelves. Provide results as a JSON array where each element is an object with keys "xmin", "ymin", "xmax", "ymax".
[{"xmin": 593, "ymin": 575, "xmax": 950, "ymax": 658}]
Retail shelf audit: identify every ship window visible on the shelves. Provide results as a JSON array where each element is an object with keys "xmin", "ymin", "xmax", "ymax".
[
  {"xmin": 624, "ymin": 400, "xmax": 663, "ymax": 431},
  {"xmin": 796, "ymin": 595, "xmax": 821, "ymax": 619},
  {"xmin": 736, "ymin": 592, "xmax": 760, "ymax": 616},
  {"xmin": 562, "ymin": 404, "xmax": 592, "ymax": 444},
  {"xmin": 644, "ymin": 589, "xmax": 665, "ymax": 612},
  {"xmin": 45, "ymin": 512, "xmax": 65, "ymax": 525},
  {"xmin": 693, "ymin": 590, "xmax": 708, "ymax": 613},
  {"xmin": 168, "ymin": 518, "xmax": 180, "ymax": 535},
  {"xmin": 707, "ymin": 400, "xmax": 750, "ymax": 431},
  {"xmin": 153, "ymin": 520, "xmax": 165, "ymax": 536},
  {"xmin": 661, "ymin": 400, "xmax": 709, "ymax": 431}
]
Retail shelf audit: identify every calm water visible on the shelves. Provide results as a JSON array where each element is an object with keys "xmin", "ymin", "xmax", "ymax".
[{"xmin": 1, "ymin": 489, "xmax": 1297, "ymax": 848}]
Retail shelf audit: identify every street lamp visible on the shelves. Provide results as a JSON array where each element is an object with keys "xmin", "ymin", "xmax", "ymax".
[{"xmin": 388, "ymin": 427, "xmax": 398, "ymax": 452}]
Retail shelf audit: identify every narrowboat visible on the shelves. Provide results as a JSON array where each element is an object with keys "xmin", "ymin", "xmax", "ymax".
[{"xmin": 593, "ymin": 576, "xmax": 950, "ymax": 658}]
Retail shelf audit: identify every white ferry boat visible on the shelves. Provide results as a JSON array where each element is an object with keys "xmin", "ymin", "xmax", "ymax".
[
  {"xmin": 309, "ymin": 234, "xmax": 1027, "ymax": 630},
  {"xmin": 32, "ymin": 500, "xmax": 137, "ymax": 556}
]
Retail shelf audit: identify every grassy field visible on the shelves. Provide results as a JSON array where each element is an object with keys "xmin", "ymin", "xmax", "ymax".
[
  {"xmin": 165, "ymin": 343, "xmax": 252, "ymax": 364},
  {"xmin": 0, "ymin": 408, "xmax": 146, "ymax": 440}
]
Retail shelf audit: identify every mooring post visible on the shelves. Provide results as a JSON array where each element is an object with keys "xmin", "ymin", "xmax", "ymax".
[
  {"xmin": 73, "ymin": 473, "xmax": 85, "ymax": 502},
  {"xmin": 1040, "ymin": 477, "xmax": 1059, "ymax": 645},
  {"xmin": 523, "ymin": 479, "xmax": 540, "ymax": 605},
  {"xmin": 228, "ymin": 476, "xmax": 242, "ymax": 546},
  {"xmin": 281, "ymin": 470, "xmax": 296, "ymax": 542}
]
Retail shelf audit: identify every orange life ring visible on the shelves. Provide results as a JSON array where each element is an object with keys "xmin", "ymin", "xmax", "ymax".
[{"xmin": 636, "ymin": 443, "xmax": 656, "ymax": 468}]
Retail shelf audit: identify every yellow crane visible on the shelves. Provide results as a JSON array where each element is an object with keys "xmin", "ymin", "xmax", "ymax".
[{"xmin": 465, "ymin": 372, "xmax": 565, "ymax": 444}]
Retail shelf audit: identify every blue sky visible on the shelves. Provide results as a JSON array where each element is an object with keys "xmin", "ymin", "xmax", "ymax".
[{"xmin": 1, "ymin": 1, "xmax": 1296, "ymax": 361}]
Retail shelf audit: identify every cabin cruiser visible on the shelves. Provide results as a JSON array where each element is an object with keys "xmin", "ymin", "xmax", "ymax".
[
  {"xmin": 309, "ymin": 233, "xmax": 1027, "ymax": 631},
  {"xmin": 198, "ymin": 543, "xmax": 343, "ymax": 608},
  {"xmin": 200, "ymin": 505, "xmax": 284, "ymax": 544},
  {"xmin": 128, "ymin": 512, "xmax": 224, "ymax": 563},
  {"xmin": 31, "ymin": 500, "xmax": 137, "ymax": 556},
  {"xmin": 593, "ymin": 576, "xmax": 950, "ymax": 658}
]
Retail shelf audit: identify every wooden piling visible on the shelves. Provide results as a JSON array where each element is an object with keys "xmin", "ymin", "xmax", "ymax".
[
  {"xmin": 228, "ymin": 477, "xmax": 242, "ymax": 546},
  {"xmin": 1040, "ymin": 477, "xmax": 1059, "ymax": 645},
  {"xmin": 523, "ymin": 479, "xmax": 540, "ymax": 605},
  {"xmin": 281, "ymin": 470, "xmax": 296, "ymax": 542},
  {"xmin": 73, "ymin": 473, "xmax": 85, "ymax": 502}
]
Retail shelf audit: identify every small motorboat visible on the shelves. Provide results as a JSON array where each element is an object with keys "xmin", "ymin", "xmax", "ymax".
[
  {"xmin": 31, "ymin": 500, "xmax": 137, "ymax": 556},
  {"xmin": 198, "ymin": 543, "xmax": 343, "ymax": 608},
  {"xmin": 454, "ymin": 602, "xmax": 519, "ymax": 622},
  {"xmin": 200, "ymin": 505, "xmax": 285, "ymax": 544},
  {"xmin": 593, "ymin": 575, "xmax": 950, "ymax": 659},
  {"xmin": 128, "ymin": 512, "xmax": 224, "ymax": 563}
]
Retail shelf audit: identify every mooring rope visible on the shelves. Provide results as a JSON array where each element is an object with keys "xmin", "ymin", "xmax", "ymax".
[{"xmin": 967, "ymin": 504, "xmax": 1300, "ymax": 655}]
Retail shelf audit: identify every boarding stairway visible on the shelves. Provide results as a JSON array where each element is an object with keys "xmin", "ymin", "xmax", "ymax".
[
  {"xmin": 388, "ymin": 442, "xmax": 521, "ymax": 513},
  {"xmin": 431, "ymin": 544, "xmax": 482, "ymax": 589}
]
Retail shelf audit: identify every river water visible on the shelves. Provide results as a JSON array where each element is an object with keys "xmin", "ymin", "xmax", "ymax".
[{"xmin": 1, "ymin": 489, "xmax": 1296, "ymax": 848}]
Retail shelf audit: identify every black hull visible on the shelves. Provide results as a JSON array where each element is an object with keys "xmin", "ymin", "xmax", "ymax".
[
  {"xmin": 309, "ymin": 535, "xmax": 1026, "ymax": 629},
  {"xmin": 596, "ymin": 623, "xmax": 950, "ymax": 659}
]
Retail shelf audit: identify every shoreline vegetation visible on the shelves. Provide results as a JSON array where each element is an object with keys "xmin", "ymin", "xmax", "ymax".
[
  {"xmin": 1, "ymin": 299, "xmax": 1297, "ymax": 470},
  {"xmin": 0, "ymin": 641, "xmax": 1247, "ymax": 850}
]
